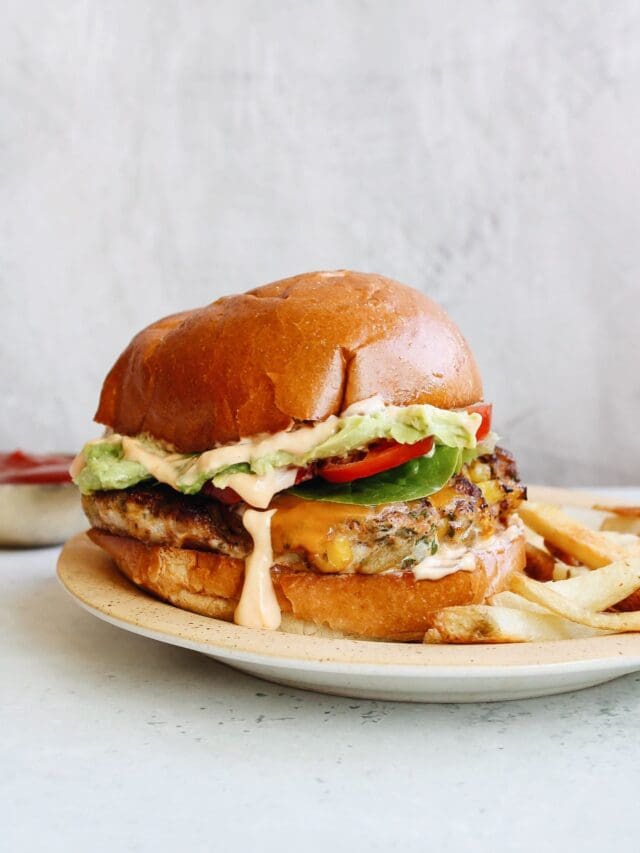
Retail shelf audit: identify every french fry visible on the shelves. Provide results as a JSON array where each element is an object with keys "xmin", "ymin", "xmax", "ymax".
[
  {"xmin": 601, "ymin": 516, "xmax": 640, "ymax": 536},
  {"xmin": 491, "ymin": 590, "xmax": 554, "ymax": 613},
  {"xmin": 424, "ymin": 494, "xmax": 640, "ymax": 645},
  {"xmin": 604, "ymin": 531, "xmax": 639, "ymax": 542},
  {"xmin": 595, "ymin": 542, "xmax": 640, "ymax": 610},
  {"xmin": 424, "ymin": 604, "xmax": 605, "ymax": 644},
  {"xmin": 548, "ymin": 557, "xmax": 640, "ymax": 610},
  {"xmin": 551, "ymin": 563, "xmax": 590, "ymax": 581},
  {"xmin": 510, "ymin": 564, "xmax": 640, "ymax": 632},
  {"xmin": 595, "ymin": 505, "xmax": 640, "ymax": 518},
  {"xmin": 518, "ymin": 503, "xmax": 629, "ymax": 569},
  {"xmin": 600, "ymin": 530, "xmax": 640, "ymax": 552},
  {"xmin": 526, "ymin": 485, "xmax": 604, "ymax": 507},
  {"xmin": 543, "ymin": 538, "xmax": 582, "ymax": 567},
  {"xmin": 424, "ymin": 629, "xmax": 444, "ymax": 643},
  {"xmin": 527, "ymin": 485, "xmax": 639, "ymax": 514},
  {"xmin": 493, "ymin": 589, "xmax": 609, "ymax": 633},
  {"xmin": 614, "ymin": 590, "xmax": 640, "ymax": 612},
  {"xmin": 524, "ymin": 542, "xmax": 555, "ymax": 581}
]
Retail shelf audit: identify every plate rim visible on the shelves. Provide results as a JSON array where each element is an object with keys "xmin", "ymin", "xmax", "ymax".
[{"xmin": 57, "ymin": 533, "xmax": 640, "ymax": 678}]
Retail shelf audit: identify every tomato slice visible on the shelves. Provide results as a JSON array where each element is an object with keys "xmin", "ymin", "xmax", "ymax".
[
  {"xmin": 0, "ymin": 450, "xmax": 75, "ymax": 485},
  {"xmin": 201, "ymin": 482, "xmax": 243, "ymax": 504},
  {"xmin": 318, "ymin": 436, "xmax": 435, "ymax": 484},
  {"xmin": 464, "ymin": 403, "xmax": 492, "ymax": 441}
]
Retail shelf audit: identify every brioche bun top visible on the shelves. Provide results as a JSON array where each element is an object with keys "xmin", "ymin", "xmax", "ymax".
[{"xmin": 95, "ymin": 270, "xmax": 483, "ymax": 452}]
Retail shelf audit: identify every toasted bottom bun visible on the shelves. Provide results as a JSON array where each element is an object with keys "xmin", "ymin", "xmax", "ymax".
[{"xmin": 88, "ymin": 528, "xmax": 526, "ymax": 642}]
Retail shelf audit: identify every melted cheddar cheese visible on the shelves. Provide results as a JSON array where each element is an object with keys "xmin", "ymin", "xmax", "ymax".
[{"xmin": 270, "ymin": 494, "xmax": 375, "ymax": 573}]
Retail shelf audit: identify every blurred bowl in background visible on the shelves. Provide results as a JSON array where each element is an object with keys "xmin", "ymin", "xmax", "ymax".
[
  {"xmin": 0, "ymin": 483, "xmax": 86, "ymax": 547},
  {"xmin": 0, "ymin": 450, "xmax": 86, "ymax": 548}
]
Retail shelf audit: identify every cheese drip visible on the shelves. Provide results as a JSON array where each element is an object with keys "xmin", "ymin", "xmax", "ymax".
[{"xmin": 234, "ymin": 509, "xmax": 281, "ymax": 629}]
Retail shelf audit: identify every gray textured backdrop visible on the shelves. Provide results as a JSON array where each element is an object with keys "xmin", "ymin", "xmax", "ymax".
[{"xmin": 2, "ymin": 1, "xmax": 639, "ymax": 485}]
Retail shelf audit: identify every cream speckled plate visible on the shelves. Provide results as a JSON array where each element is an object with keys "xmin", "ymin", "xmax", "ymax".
[{"xmin": 57, "ymin": 532, "xmax": 640, "ymax": 702}]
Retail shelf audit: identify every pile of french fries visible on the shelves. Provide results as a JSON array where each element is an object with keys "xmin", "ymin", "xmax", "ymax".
[{"xmin": 425, "ymin": 488, "xmax": 640, "ymax": 644}]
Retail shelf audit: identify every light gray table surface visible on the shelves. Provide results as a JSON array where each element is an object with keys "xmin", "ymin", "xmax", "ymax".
[{"xmin": 3, "ymin": 492, "xmax": 640, "ymax": 853}]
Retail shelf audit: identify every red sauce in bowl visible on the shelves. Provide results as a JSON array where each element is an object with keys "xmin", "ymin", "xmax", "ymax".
[{"xmin": 0, "ymin": 450, "xmax": 75, "ymax": 485}]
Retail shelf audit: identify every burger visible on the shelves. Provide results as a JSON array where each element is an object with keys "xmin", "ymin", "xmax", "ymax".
[{"xmin": 71, "ymin": 270, "xmax": 526, "ymax": 642}]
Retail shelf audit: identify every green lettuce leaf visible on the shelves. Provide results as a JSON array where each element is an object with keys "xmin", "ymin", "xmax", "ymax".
[{"xmin": 288, "ymin": 445, "xmax": 462, "ymax": 506}]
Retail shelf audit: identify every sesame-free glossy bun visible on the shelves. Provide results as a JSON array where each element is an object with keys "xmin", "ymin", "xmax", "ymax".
[{"xmin": 95, "ymin": 270, "xmax": 483, "ymax": 452}]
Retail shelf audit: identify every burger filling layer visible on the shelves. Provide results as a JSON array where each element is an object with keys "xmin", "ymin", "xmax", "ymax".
[
  {"xmin": 82, "ymin": 449, "xmax": 524, "ymax": 578},
  {"xmin": 75, "ymin": 398, "xmax": 525, "ymax": 631}
]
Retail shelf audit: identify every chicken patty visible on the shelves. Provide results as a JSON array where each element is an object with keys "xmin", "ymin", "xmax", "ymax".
[{"xmin": 82, "ymin": 484, "xmax": 250, "ymax": 558}]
